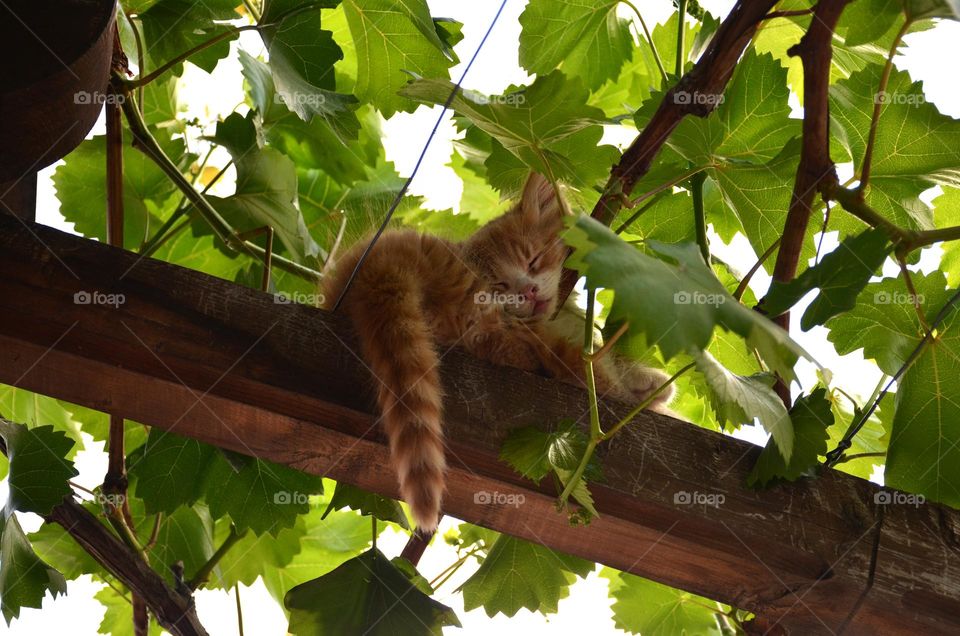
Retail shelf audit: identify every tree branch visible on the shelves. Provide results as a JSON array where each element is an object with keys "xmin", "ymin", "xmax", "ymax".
[
  {"xmin": 46, "ymin": 499, "xmax": 208, "ymax": 636},
  {"xmin": 558, "ymin": 0, "xmax": 781, "ymax": 302},
  {"xmin": 768, "ymin": 0, "xmax": 851, "ymax": 406}
]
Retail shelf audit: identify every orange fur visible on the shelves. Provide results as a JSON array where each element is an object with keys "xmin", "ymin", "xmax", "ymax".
[{"xmin": 323, "ymin": 174, "xmax": 672, "ymax": 530}]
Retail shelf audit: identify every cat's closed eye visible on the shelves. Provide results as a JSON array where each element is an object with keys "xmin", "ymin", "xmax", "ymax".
[{"xmin": 528, "ymin": 251, "xmax": 544, "ymax": 271}]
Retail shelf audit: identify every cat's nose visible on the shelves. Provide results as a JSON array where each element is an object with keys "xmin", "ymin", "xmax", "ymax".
[{"xmin": 519, "ymin": 283, "xmax": 539, "ymax": 301}]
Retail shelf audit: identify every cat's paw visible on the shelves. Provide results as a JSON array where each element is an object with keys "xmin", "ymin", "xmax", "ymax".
[{"xmin": 620, "ymin": 363, "xmax": 674, "ymax": 408}]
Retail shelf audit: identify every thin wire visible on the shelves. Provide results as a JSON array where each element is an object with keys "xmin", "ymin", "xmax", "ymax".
[{"xmin": 332, "ymin": 0, "xmax": 510, "ymax": 311}]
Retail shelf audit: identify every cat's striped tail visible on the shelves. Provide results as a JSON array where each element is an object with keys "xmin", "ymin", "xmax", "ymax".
[{"xmin": 326, "ymin": 246, "xmax": 446, "ymax": 532}]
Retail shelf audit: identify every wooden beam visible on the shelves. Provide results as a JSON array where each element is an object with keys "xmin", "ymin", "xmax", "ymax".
[{"xmin": 0, "ymin": 214, "xmax": 958, "ymax": 635}]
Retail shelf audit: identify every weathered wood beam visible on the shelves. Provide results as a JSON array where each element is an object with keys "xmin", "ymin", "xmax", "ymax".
[{"xmin": 0, "ymin": 214, "xmax": 958, "ymax": 634}]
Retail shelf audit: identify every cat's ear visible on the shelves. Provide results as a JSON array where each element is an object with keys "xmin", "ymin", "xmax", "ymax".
[{"xmin": 520, "ymin": 173, "xmax": 564, "ymax": 225}]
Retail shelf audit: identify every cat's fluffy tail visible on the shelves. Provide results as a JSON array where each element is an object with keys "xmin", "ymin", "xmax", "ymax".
[{"xmin": 329, "ymin": 254, "xmax": 446, "ymax": 532}]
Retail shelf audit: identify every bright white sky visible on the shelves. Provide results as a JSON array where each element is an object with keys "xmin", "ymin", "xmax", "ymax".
[{"xmin": 8, "ymin": 1, "xmax": 960, "ymax": 634}]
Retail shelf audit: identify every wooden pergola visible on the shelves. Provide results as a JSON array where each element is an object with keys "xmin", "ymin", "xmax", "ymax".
[{"xmin": 1, "ymin": 214, "xmax": 958, "ymax": 634}]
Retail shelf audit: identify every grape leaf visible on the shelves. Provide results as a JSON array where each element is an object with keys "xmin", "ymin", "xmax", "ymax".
[
  {"xmin": 933, "ymin": 187, "xmax": 960, "ymax": 287},
  {"xmin": 210, "ymin": 517, "xmax": 306, "ymax": 589},
  {"xmin": 260, "ymin": 494, "xmax": 372, "ymax": 602},
  {"xmin": 0, "ymin": 514, "xmax": 68, "ymax": 625},
  {"xmin": 518, "ymin": 0, "xmax": 632, "ymax": 90},
  {"xmin": 139, "ymin": 0, "xmax": 238, "ymax": 76},
  {"xmin": 94, "ymin": 586, "xmax": 162, "ymax": 636},
  {"xmin": 203, "ymin": 453, "xmax": 324, "ymax": 536},
  {"xmin": 748, "ymin": 388, "xmax": 834, "ymax": 487},
  {"xmin": 904, "ymin": 0, "xmax": 960, "ymax": 20},
  {"xmin": 139, "ymin": 506, "xmax": 215, "ymax": 587},
  {"xmin": 694, "ymin": 351, "xmax": 793, "ymax": 460},
  {"xmin": 0, "ymin": 387, "xmax": 85, "ymax": 457},
  {"xmin": 830, "ymin": 64, "xmax": 960, "ymax": 231},
  {"xmin": 52, "ymin": 134, "xmax": 184, "ymax": 248},
  {"xmin": 885, "ymin": 293, "xmax": 960, "ymax": 507},
  {"xmin": 28, "ymin": 520, "xmax": 101, "ymax": 580},
  {"xmin": 400, "ymin": 72, "xmax": 620, "ymax": 192},
  {"xmin": 207, "ymin": 112, "xmax": 323, "ymax": 263},
  {"xmin": 564, "ymin": 215, "xmax": 813, "ymax": 386},
  {"xmin": 341, "ymin": 0, "xmax": 456, "ymax": 117},
  {"xmin": 840, "ymin": 0, "xmax": 903, "ymax": 47},
  {"xmin": 129, "ymin": 429, "xmax": 216, "ymax": 514},
  {"xmin": 286, "ymin": 548, "xmax": 460, "ymax": 635},
  {"xmin": 601, "ymin": 568, "xmax": 723, "ymax": 636},
  {"xmin": 826, "ymin": 272, "xmax": 954, "ymax": 376},
  {"xmin": 461, "ymin": 535, "xmax": 592, "ymax": 617},
  {"xmin": 258, "ymin": 0, "xmax": 360, "ymax": 138},
  {"xmin": 763, "ymin": 228, "xmax": 893, "ymax": 330},
  {"xmin": 667, "ymin": 52, "xmax": 798, "ymax": 164},
  {"xmin": 322, "ymin": 481, "xmax": 410, "ymax": 529},
  {"xmin": 0, "ymin": 420, "xmax": 77, "ymax": 516}
]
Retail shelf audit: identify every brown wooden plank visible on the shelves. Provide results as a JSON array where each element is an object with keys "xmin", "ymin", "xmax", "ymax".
[{"xmin": 0, "ymin": 214, "xmax": 958, "ymax": 634}]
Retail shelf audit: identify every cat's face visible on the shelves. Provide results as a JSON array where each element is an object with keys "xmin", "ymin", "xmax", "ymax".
[{"xmin": 463, "ymin": 174, "xmax": 567, "ymax": 321}]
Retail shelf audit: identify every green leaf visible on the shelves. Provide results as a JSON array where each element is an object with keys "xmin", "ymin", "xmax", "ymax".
[
  {"xmin": 0, "ymin": 514, "xmax": 67, "ymax": 625},
  {"xmin": 0, "ymin": 387, "xmax": 86, "ymax": 457},
  {"xmin": 341, "ymin": 0, "xmax": 456, "ymax": 117},
  {"xmin": 261, "ymin": 494, "xmax": 373, "ymax": 601},
  {"xmin": 564, "ymin": 215, "xmax": 813, "ymax": 385},
  {"xmin": 322, "ymin": 481, "xmax": 410, "ymax": 529},
  {"xmin": 694, "ymin": 351, "xmax": 793, "ymax": 460},
  {"xmin": 667, "ymin": 52, "xmax": 797, "ymax": 164},
  {"xmin": 210, "ymin": 517, "xmax": 306, "ymax": 589},
  {"xmin": 840, "ymin": 0, "xmax": 903, "ymax": 47},
  {"xmin": 934, "ymin": 187, "xmax": 960, "ymax": 287},
  {"xmin": 763, "ymin": 228, "xmax": 893, "ymax": 330},
  {"xmin": 139, "ymin": 0, "xmax": 238, "ymax": 76},
  {"xmin": 709, "ymin": 141, "xmax": 810, "ymax": 272},
  {"xmin": 140, "ymin": 506, "xmax": 215, "ymax": 587},
  {"xmin": 400, "ymin": 72, "xmax": 620, "ymax": 192},
  {"xmin": 518, "ymin": 0, "xmax": 632, "ymax": 90},
  {"xmin": 601, "ymin": 568, "xmax": 723, "ymax": 636},
  {"xmin": 748, "ymin": 388, "xmax": 835, "ymax": 487},
  {"xmin": 207, "ymin": 112, "xmax": 323, "ymax": 263},
  {"xmin": 826, "ymin": 272, "xmax": 954, "ymax": 376},
  {"xmin": 884, "ymin": 291, "xmax": 960, "ymax": 507},
  {"xmin": 286, "ymin": 548, "xmax": 460, "ymax": 635},
  {"xmin": 500, "ymin": 422, "xmax": 602, "ymax": 484},
  {"xmin": 94, "ymin": 586, "xmax": 162, "ymax": 636},
  {"xmin": 258, "ymin": 0, "xmax": 360, "ymax": 138},
  {"xmin": 129, "ymin": 429, "xmax": 216, "ymax": 514},
  {"xmin": 0, "ymin": 420, "xmax": 77, "ymax": 516},
  {"xmin": 903, "ymin": 0, "xmax": 960, "ymax": 20},
  {"xmin": 53, "ymin": 134, "xmax": 183, "ymax": 248},
  {"xmin": 461, "ymin": 534, "xmax": 592, "ymax": 617},
  {"xmin": 203, "ymin": 453, "xmax": 324, "ymax": 535},
  {"xmin": 28, "ymin": 520, "xmax": 101, "ymax": 580},
  {"xmin": 830, "ymin": 64, "xmax": 960, "ymax": 231}
]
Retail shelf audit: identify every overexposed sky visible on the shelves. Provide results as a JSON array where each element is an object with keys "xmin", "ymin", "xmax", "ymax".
[{"xmin": 11, "ymin": 0, "xmax": 960, "ymax": 634}]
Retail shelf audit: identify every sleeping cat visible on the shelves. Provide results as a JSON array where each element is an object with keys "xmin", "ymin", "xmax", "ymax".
[{"xmin": 323, "ymin": 173, "xmax": 672, "ymax": 531}]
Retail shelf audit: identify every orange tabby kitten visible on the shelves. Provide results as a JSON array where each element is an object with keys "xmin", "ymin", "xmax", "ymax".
[{"xmin": 324, "ymin": 174, "xmax": 672, "ymax": 531}]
